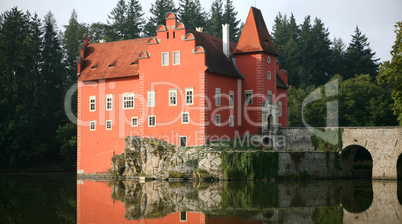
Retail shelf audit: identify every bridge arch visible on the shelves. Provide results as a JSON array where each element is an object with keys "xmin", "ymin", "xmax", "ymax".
[
  {"xmin": 341, "ymin": 145, "xmax": 373, "ymax": 178},
  {"xmin": 340, "ymin": 180, "xmax": 373, "ymax": 213}
]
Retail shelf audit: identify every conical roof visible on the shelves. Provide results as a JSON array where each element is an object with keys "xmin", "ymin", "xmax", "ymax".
[{"xmin": 233, "ymin": 7, "xmax": 278, "ymax": 56}]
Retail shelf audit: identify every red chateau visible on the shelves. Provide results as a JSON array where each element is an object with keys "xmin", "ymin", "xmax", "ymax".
[{"xmin": 77, "ymin": 7, "xmax": 288, "ymax": 174}]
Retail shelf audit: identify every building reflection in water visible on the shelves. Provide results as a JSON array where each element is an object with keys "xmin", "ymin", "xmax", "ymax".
[{"xmin": 77, "ymin": 179, "xmax": 402, "ymax": 224}]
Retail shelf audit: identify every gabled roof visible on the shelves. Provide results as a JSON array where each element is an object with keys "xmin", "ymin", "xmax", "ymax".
[
  {"xmin": 79, "ymin": 38, "xmax": 148, "ymax": 81},
  {"xmin": 190, "ymin": 30, "xmax": 243, "ymax": 79},
  {"xmin": 232, "ymin": 7, "xmax": 278, "ymax": 56}
]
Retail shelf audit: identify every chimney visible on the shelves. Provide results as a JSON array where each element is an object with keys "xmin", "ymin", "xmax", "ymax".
[
  {"xmin": 196, "ymin": 27, "xmax": 204, "ymax": 33},
  {"xmin": 222, "ymin": 24, "xmax": 230, "ymax": 58}
]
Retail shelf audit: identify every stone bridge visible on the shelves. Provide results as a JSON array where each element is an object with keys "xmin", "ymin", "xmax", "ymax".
[{"xmin": 278, "ymin": 126, "xmax": 402, "ymax": 179}]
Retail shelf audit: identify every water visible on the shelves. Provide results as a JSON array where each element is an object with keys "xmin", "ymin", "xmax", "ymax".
[{"xmin": 1, "ymin": 174, "xmax": 402, "ymax": 223}]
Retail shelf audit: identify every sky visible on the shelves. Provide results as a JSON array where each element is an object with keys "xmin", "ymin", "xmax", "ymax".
[{"xmin": 1, "ymin": 0, "xmax": 401, "ymax": 62}]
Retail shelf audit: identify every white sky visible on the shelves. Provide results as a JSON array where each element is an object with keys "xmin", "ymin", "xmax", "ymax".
[{"xmin": 1, "ymin": 0, "xmax": 401, "ymax": 62}]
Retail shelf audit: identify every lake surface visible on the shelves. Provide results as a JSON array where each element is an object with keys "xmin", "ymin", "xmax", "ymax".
[{"xmin": 1, "ymin": 174, "xmax": 402, "ymax": 223}]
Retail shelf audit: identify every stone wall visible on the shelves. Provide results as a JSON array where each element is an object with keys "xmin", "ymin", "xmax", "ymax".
[
  {"xmin": 278, "ymin": 152, "xmax": 340, "ymax": 178},
  {"xmin": 112, "ymin": 137, "xmax": 341, "ymax": 180}
]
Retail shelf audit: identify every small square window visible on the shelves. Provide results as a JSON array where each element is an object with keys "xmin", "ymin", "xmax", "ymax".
[
  {"xmin": 106, "ymin": 120, "xmax": 112, "ymax": 130},
  {"xmin": 106, "ymin": 94, "xmax": 113, "ymax": 111},
  {"xmin": 215, "ymin": 88, "xmax": 221, "ymax": 106},
  {"xmin": 162, "ymin": 52, "xmax": 169, "ymax": 66},
  {"xmin": 267, "ymin": 71, "xmax": 271, "ymax": 80},
  {"xmin": 169, "ymin": 89, "xmax": 177, "ymax": 106},
  {"xmin": 90, "ymin": 121, "xmax": 96, "ymax": 130},
  {"xmin": 173, "ymin": 51, "xmax": 180, "ymax": 65},
  {"xmin": 148, "ymin": 115, "xmax": 156, "ymax": 127},
  {"xmin": 181, "ymin": 112, "xmax": 189, "ymax": 124},
  {"xmin": 90, "ymin": 96, "xmax": 96, "ymax": 111},
  {"xmin": 215, "ymin": 114, "xmax": 221, "ymax": 126},
  {"xmin": 185, "ymin": 88, "xmax": 194, "ymax": 105},
  {"xmin": 147, "ymin": 90, "xmax": 155, "ymax": 107},
  {"xmin": 131, "ymin": 117, "xmax": 138, "ymax": 127},
  {"xmin": 229, "ymin": 116, "xmax": 234, "ymax": 127},
  {"xmin": 123, "ymin": 93, "xmax": 134, "ymax": 109}
]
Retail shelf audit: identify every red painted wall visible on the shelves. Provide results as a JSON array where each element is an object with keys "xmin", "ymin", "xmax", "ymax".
[
  {"xmin": 138, "ymin": 17, "xmax": 207, "ymax": 146},
  {"xmin": 206, "ymin": 72, "xmax": 240, "ymax": 140},
  {"xmin": 79, "ymin": 76, "xmax": 142, "ymax": 174}
]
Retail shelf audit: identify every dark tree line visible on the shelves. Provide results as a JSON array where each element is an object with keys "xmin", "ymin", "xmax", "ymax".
[
  {"xmin": 275, "ymin": 13, "xmax": 398, "ymax": 127},
  {"xmin": 272, "ymin": 13, "xmax": 379, "ymax": 88},
  {"xmin": 0, "ymin": 0, "xmax": 241, "ymax": 171}
]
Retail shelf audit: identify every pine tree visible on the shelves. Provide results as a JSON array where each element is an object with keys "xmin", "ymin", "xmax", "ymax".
[
  {"xmin": 39, "ymin": 11, "xmax": 65, "ymax": 153},
  {"xmin": 308, "ymin": 18, "xmax": 332, "ymax": 86},
  {"xmin": 178, "ymin": 0, "xmax": 207, "ymax": 30},
  {"xmin": 144, "ymin": 0, "xmax": 176, "ymax": 36},
  {"xmin": 297, "ymin": 16, "xmax": 314, "ymax": 87},
  {"xmin": 0, "ymin": 7, "xmax": 43, "ymax": 169},
  {"xmin": 344, "ymin": 26, "xmax": 379, "ymax": 80},
  {"xmin": 63, "ymin": 9, "xmax": 87, "ymax": 84},
  {"xmin": 207, "ymin": 0, "xmax": 223, "ymax": 38},
  {"xmin": 330, "ymin": 37, "xmax": 346, "ymax": 76},
  {"xmin": 192, "ymin": 0, "xmax": 208, "ymax": 29},
  {"xmin": 108, "ymin": 0, "xmax": 127, "ymax": 40},
  {"xmin": 125, "ymin": 0, "xmax": 145, "ymax": 39},
  {"xmin": 178, "ymin": 0, "xmax": 194, "ymax": 27},
  {"xmin": 222, "ymin": 0, "xmax": 240, "ymax": 42}
]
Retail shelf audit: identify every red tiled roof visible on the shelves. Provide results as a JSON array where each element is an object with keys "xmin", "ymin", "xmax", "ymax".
[
  {"xmin": 190, "ymin": 30, "xmax": 243, "ymax": 79},
  {"xmin": 79, "ymin": 38, "xmax": 148, "ymax": 81},
  {"xmin": 276, "ymin": 74, "xmax": 288, "ymax": 89},
  {"xmin": 233, "ymin": 7, "xmax": 278, "ymax": 56}
]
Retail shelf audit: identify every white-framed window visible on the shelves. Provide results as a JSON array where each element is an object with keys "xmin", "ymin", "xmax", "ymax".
[
  {"xmin": 147, "ymin": 90, "xmax": 155, "ymax": 107},
  {"xmin": 90, "ymin": 121, "xmax": 96, "ymax": 130},
  {"xmin": 267, "ymin": 56, "xmax": 271, "ymax": 64},
  {"xmin": 148, "ymin": 115, "xmax": 156, "ymax": 127},
  {"xmin": 245, "ymin": 90, "xmax": 253, "ymax": 104},
  {"xmin": 90, "ymin": 96, "xmax": 96, "ymax": 111},
  {"xmin": 173, "ymin": 51, "xmax": 180, "ymax": 65},
  {"xmin": 215, "ymin": 88, "xmax": 221, "ymax": 106},
  {"xmin": 169, "ymin": 89, "xmax": 177, "ymax": 106},
  {"xmin": 181, "ymin": 112, "xmax": 189, "ymax": 124},
  {"xmin": 180, "ymin": 137, "xmax": 187, "ymax": 147},
  {"xmin": 267, "ymin": 71, "xmax": 271, "ymax": 80},
  {"xmin": 229, "ymin": 91, "xmax": 234, "ymax": 108},
  {"xmin": 229, "ymin": 116, "xmax": 234, "ymax": 127},
  {"xmin": 106, "ymin": 120, "xmax": 112, "ymax": 130},
  {"xmin": 162, "ymin": 52, "xmax": 169, "ymax": 66},
  {"xmin": 106, "ymin": 94, "xmax": 113, "ymax": 111},
  {"xmin": 268, "ymin": 91, "xmax": 272, "ymax": 105},
  {"xmin": 185, "ymin": 87, "xmax": 194, "ymax": 105},
  {"xmin": 278, "ymin": 101, "xmax": 282, "ymax": 116},
  {"xmin": 123, "ymin": 92, "xmax": 134, "ymax": 109},
  {"xmin": 215, "ymin": 114, "xmax": 221, "ymax": 126},
  {"xmin": 131, "ymin": 117, "xmax": 138, "ymax": 127}
]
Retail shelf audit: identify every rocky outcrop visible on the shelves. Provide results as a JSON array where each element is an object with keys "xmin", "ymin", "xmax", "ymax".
[{"xmin": 111, "ymin": 137, "xmax": 223, "ymax": 180}]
